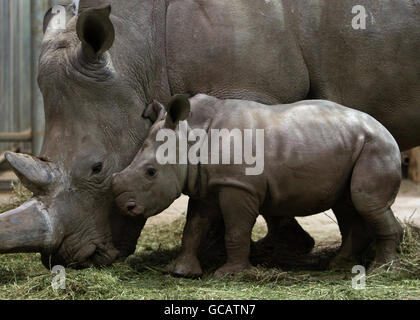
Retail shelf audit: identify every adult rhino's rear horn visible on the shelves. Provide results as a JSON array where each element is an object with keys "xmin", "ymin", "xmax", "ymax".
[
  {"xmin": 5, "ymin": 152, "xmax": 57, "ymax": 194},
  {"xmin": 0, "ymin": 200, "xmax": 62, "ymax": 254}
]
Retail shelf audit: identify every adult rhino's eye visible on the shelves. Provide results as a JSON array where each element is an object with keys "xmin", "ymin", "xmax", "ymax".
[
  {"xmin": 146, "ymin": 167, "xmax": 157, "ymax": 177},
  {"xmin": 92, "ymin": 163, "xmax": 103, "ymax": 175}
]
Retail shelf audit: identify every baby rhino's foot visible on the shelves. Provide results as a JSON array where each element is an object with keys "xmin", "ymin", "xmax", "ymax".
[
  {"xmin": 166, "ymin": 255, "xmax": 203, "ymax": 278},
  {"xmin": 213, "ymin": 262, "xmax": 251, "ymax": 279}
]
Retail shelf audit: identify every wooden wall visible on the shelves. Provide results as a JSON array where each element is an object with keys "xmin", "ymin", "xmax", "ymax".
[
  {"xmin": 0, "ymin": 0, "xmax": 60, "ymax": 156},
  {"xmin": 408, "ymin": 147, "xmax": 420, "ymax": 183}
]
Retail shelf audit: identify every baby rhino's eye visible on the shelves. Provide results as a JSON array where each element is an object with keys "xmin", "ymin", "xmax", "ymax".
[{"xmin": 146, "ymin": 167, "xmax": 157, "ymax": 177}]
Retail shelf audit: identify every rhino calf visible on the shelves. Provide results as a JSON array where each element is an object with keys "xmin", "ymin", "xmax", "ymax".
[{"xmin": 112, "ymin": 94, "xmax": 403, "ymax": 278}]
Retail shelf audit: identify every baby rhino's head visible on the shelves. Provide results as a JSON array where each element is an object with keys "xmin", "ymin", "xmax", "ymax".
[{"xmin": 112, "ymin": 95, "xmax": 191, "ymax": 218}]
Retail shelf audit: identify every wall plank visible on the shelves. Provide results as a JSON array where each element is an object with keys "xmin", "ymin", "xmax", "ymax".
[
  {"xmin": 408, "ymin": 147, "xmax": 420, "ymax": 183},
  {"xmin": 0, "ymin": 0, "xmax": 59, "ymax": 155}
]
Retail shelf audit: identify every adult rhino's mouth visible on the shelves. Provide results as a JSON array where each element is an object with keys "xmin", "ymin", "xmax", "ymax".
[
  {"xmin": 0, "ymin": 199, "xmax": 119, "ymax": 271},
  {"xmin": 0, "ymin": 198, "xmax": 140, "ymax": 270},
  {"xmin": 41, "ymin": 236, "xmax": 121, "ymax": 269},
  {"xmin": 0, "ymin": 197, "xmax": 128, "ymax": 269}
]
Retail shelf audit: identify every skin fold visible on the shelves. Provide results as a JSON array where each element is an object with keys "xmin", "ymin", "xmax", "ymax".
[{"xmin": 112, "ymin": 94, "xmax": 403, "ymax": 278}]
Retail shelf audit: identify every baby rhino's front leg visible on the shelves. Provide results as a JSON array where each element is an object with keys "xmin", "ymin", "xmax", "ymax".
[
  {"xmin": 167, "ymin": 198, "xmax": 221, "ymax": 278},
  {"xmin": 213, "ymin": 187, "xmax": 259, "ymax": 279}
]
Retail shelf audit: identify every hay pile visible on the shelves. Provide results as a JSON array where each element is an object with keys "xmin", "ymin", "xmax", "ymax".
[
  {"xmin": 0, "ymin": 183, "xmax": 32, "ymax": 214},
  {"xmin": 399, "ymin": 223, "xmax": 420, "ymax": 275}
]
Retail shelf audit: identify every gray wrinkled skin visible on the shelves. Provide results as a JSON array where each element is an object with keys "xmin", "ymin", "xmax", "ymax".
[
  {"xmin": 1, "ymin": 0, "xmax": 418, "ymax": 269},
  {"xmin": 113, "ymin": 94, "xmax": 403, "ymax": 278}
]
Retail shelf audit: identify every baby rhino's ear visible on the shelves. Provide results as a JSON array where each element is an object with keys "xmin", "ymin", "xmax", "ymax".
[
  {"xmin": 142, "ymin": 100, "xmax": 166, "ymax": 123},
  {"xmin": 165, "ymin": 94, "xmax": 191, "ymax": 128}
]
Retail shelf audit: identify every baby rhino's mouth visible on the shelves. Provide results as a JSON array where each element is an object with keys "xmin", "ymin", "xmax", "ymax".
[
  {"xmin": 115, "ymin": 192, "xmax": 145, "ymax": 217},
  {"xmin": 124, "ymin": 202, "xmax": 145, "ymax": 216}
]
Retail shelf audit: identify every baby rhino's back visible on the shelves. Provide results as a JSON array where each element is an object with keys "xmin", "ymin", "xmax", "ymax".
[
  {"xmin": 194, "ymin": 96, "xmax": 400, "ymax": 216},
  {"xmin": 261, "ymin": 100, "xmax": 399, "ymax": 215}
]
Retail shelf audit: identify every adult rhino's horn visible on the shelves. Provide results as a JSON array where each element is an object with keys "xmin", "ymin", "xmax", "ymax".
[
  {"xmin": 5, "ymin": 152, "xmax": 56, "ymax": 194},
  {"xmin": 0, "ymin": 200, "xmax": 62, "ymax": 254}
]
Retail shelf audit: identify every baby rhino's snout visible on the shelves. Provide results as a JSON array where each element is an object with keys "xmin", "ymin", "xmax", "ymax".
[{"xmin": 112, "ymin": 173, "xmax": 145, "ymax": 217}]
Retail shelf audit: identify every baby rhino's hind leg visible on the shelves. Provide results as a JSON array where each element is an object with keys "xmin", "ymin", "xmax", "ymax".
[{"xmin": 350, "ymin": 142, "xmax": 403, "ymax": 272}]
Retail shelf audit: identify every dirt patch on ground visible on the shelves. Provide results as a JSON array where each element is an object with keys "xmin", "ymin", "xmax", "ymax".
[{"xmin": 0, "ymin": 192, "xmax": 13, "ymax": 207}]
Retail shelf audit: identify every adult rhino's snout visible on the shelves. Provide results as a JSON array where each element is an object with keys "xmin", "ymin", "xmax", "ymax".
[{"xmin": 112, "ymin": 173, "xmax": 144, "ymax": 216}]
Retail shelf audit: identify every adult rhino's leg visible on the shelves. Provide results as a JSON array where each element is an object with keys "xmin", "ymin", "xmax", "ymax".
[
  {"xmin": 254, "ymin": 216, "xmax": 315, "ymax": 255},
  {"xmin": 167, "ymin": 198, "xmax": 223, "ymax": 278}
]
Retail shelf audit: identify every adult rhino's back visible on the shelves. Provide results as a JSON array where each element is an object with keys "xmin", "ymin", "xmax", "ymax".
[
  {"xmin": 166, "ymin": 0, "xmax": 310, "ymax": 104},
  {"xmin": 296, "ymin": 0, "xmax": 420, "ymax": 150},
  {"xmin": 165, "ymin": 0, "xmax": 420, "ymax": 150}
]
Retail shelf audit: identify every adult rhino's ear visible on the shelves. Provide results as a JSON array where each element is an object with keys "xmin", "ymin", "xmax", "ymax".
[
  {"xmin": 165, "ymin": 95, "xmax": 191, "ymax": 128},
  {"xmin": 76, "ymin": 5, "xmax": 115, "ymax": 58},
  {"xmin": 143, "ymin": 101, "xmax": 166, "ymax": 123}
]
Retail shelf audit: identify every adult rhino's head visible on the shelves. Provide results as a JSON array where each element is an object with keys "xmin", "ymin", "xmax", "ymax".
[{"xmin": 0, "ymin": 1, "xmax": 170, "ymax": 268}]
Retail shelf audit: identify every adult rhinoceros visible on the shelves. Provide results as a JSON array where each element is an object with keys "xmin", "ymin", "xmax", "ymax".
[{"xmin": 0, "ymin": 0, "xmax": 419, "ymax": 273}]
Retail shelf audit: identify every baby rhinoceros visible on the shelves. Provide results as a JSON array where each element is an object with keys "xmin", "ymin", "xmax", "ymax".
[{"xmin": 112, "ymin": 94, "xmax": 403, "ymax": 278}]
